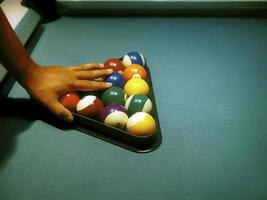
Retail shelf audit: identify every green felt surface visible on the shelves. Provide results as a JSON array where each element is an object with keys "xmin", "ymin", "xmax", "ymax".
[{"xmin": 1, "ymin": 16, "xmax": 267, "ymax": 200}]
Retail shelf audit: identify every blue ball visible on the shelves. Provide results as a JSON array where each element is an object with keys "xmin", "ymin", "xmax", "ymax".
[
  {"xmin": 122, "ymin": 52, "xmax": 146, "ymax": 67},
  {"xmin": 104, "ymin": 72, "xmax": 125, "ymax": 88}
]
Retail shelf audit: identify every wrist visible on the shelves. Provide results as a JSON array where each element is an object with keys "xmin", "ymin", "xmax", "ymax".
[{"xmin": 18, "ymin": 62, "xmax": 41, "ymax": 90}]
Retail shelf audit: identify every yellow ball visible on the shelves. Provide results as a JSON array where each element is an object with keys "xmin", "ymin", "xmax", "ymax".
[
  {"xmin": 127, "ymin": 112, "xmax": 156, "ymax": 136},
  {"xmin": 124, "ymin": 78, "xmax": 149, "ymax": 96}
]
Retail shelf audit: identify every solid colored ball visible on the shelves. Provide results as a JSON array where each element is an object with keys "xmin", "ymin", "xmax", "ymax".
[
  {"xmin": 122, "ymin": 52, "xmax": 146, "ymax": 67},
  {"xmin": 76, "ymin": 95, "xmax": 104, "ymax": 119},
  {"xmin": 124, "ymin": 78, "xmax": 149, "ymax": 96},
  {"xmin": 59, "ymin": 92, "xmax": 80, "ymax": 112},
  {"xmin": 101, "ymin": 86, "xmax": 126, "ymax": 106},
  {"xmin": 125, "ymin": 94, "xmax": 152, "ymax": 116},
  {"xmin": 100, "ymin": 103, "xmax": 128, "ymax": 130},
  {"xmin": 104, "ymin": 72, "xmax": 125, "ymax": 88},
  {"xmin": 127, "ymin": 112, "xmax": 156, "ymax": 136},
  {"xmin": 104, "ymin": 58, "xmax": 125, "ymax": 72},
  {"xmin": 123, "ymin": 64, "xmax": 147, "ymax": 81}
]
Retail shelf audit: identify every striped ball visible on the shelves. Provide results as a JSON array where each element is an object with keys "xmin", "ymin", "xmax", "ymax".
[
  {"xmin": 100, "ymin": 104, "xmax": 128, "ymax": 130},
  {"xmin": 125, "ymin": 94, "xmax": 152, "ymax": 116},
  {"xmin": 76, "ymin": 95, "xmax": 104, "ymax": 119},
  {"xmin": 127, "ymin": 112, "xmax": 156, "ymax": 136},
  {"xmin": 122, "ymin": 52, "xmax": 146, "ymax": 67}
]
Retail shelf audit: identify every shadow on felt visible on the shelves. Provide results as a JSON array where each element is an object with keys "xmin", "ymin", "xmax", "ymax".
[{"xmin": 0, "ymin": 97, "xmax": 73, "ymax": 169}]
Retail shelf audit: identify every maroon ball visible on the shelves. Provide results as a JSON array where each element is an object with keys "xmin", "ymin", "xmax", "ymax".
[{"xmin": 104, "ymin": 58, "xmax": 125, "ymax": 72}]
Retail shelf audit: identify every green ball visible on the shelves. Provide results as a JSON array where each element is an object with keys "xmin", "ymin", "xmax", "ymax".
[
  {"xmin": 101, "ymin": 86, "xmax": 126, "ymax": 106},
  {"xmin": 125, "ymin": 94, "xmax": 152, "ymax": 116}
]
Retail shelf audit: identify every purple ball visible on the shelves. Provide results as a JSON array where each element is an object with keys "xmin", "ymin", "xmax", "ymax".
[
  {"xmin": 100, "ymin": 103, "xmax": 128, "ymax": 122},
  {"xmin": 100, "ymin": 104, "xmax": 129, "ymax": 129}
]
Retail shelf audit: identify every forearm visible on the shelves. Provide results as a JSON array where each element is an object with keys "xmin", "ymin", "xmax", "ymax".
[{"xmin": 0, "ymin": 7, "xmax": 38, "ymax": 85}]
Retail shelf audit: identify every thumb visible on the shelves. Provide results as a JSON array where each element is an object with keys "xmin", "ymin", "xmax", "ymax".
[{"xmin": 48, "ymin": 101, "xmax": 74, "ymax": 122}]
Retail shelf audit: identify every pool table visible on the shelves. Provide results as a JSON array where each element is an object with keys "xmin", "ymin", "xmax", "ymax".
[{"xmin": 1, "ymin": 1, "xmax": 267, "ymax": 199}]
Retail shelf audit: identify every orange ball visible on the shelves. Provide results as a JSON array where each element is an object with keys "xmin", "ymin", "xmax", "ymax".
[{"xmin": 123, "ymin": 64, "xmax": 147, "ymax": 81}]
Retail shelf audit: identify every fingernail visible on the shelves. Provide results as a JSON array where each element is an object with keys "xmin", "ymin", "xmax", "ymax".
[
  {"xmin": 65, "ymin": 115, "xmax": 74, "ymax": 123},
  {"xmin": 99, "ymin": 63, "xmax": 104, "ymax": 68},
  {"xmin": 107, "ymin": 69, "xmax": 113, "ymax": 73},
  {"xmin": 105, "ymin": 82, "xmax": 113, "ymax": 87},
  {"xmin": 95, "ymin": 77, "xmax": 104, "ymax": 81}
]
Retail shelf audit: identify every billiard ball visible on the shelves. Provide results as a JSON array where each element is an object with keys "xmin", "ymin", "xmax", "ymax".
[
  {"xmin": 76, "ymin": 95, "xmax": 104, "ymax": 119},
  {"xmin": 59, "ymin": 92, "xmax": 80, "ymax": 112},
  {"xmin": 123, "ymin": 64, "xmax": 147, "ymax": 81},
  {"xmin": 100, "ymin": 103, "xmax": 128, "ymax": 130},
  {"xmin": 122, "ymin": 52, "xmax": 146, "ymax": 67},
  {"xmin": 104, "ymin": 72, "xmax": 125, "ymax": 88},
  {"xmin": 104, "ymin": 58, "xmax": 125, "ymax": 72},
  {"xmin": 125, "ymin": 94, "xmax": 152, "ymax": 116},
  {"xmin": 101, "ymin": 86, "xmax": 126, "ymax": 106},
  {"xmin": 127, "ymin": 112, "xmax": 156, "ymax": 136},
  {"xmin": 124, "ymin": 78, "xmax": 149, "ymax": 96}
]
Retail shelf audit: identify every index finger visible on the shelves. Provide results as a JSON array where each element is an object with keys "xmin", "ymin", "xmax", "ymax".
[
  {"xmin": 73, "ymin": 80, "xmax": 113, "ymax": 91},
  {"xmin": 75, "ymin": 69, "xmax": 113, "ymax": 80},
  {"xmin": 68, "ymin": 63, "xmax": 103, "ymax": 71}
]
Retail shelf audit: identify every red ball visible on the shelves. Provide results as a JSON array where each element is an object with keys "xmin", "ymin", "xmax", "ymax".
[
  {"xmin": 76, "ymin": 95, "xmax": 104, "ymax": 119},
  {"xmin": 104, "ymin": 58, "xmax": 125, "ymax": 72},
  {"xmin": 59, "ymin": 92, "xmax": 80, "ymax": 112}
]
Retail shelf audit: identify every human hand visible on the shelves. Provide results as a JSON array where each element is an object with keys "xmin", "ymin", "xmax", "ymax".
[
  {"xmin": 1, "ymin": 8, "xmax": 113, "ymax": 122},
  {"xmin": 22, "ymin": 63, "xmax": 113, "ymax": 122}
]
